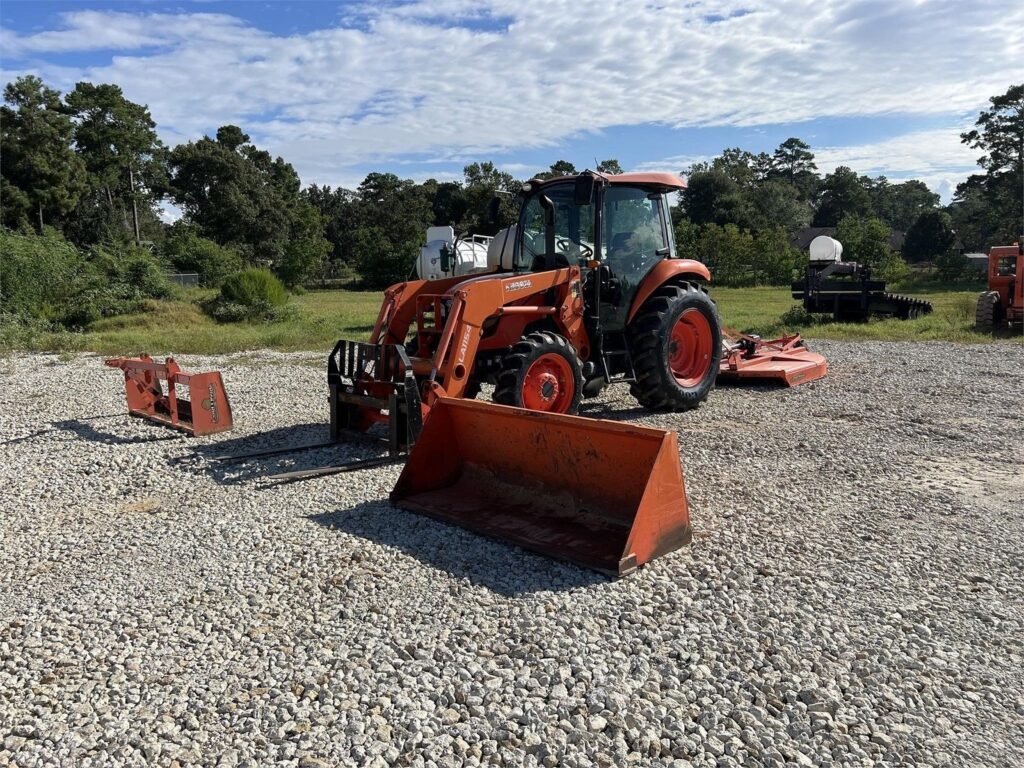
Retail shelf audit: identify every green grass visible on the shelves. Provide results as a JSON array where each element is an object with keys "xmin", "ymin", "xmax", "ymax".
[
  {"xmin": 12, "ymin": 283, "xmax": 1021, "ymax": 356},
  {"xmin": 22, "ymin": 289, "xmax": 382, "ymax": 355},
  {"xmin": 714, "ymin": 285, "xmax": 1020, "ymax": 344}
]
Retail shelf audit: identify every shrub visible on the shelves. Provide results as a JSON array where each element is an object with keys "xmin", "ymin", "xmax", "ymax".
[
  {"xmin": 205, "ymin": 268, "xmax": 291, "ymax": 322},
  {"xmin": 692, "ymin": 223, "xmax": 756, "ymax": 287},
  {"xmin": 220, "ymin": 268, "xmax": 287, "ymax": 307},
  {"xmin": 161, "ymin": 223, "xmax": 244, "ymax": 287},
  {"xmin": 0, "ymin": 229, "xmax": 175, "ymax": 328},
  {"xmin": 753, "ymin": 227, "xmax": 801, "ymax": 286},
  {"xmin": 351, "ymin": 227, "xmax": 417, "ymax": 289},
  {"xmin": 934, "ymin": 250, "xmax": 969, "ymax": 281},
  {"xmin": 876, "ymin": 251, "xmax": 910, "ymax": 284},
  {"xmin": 0, "ymin": 228, "xmax": 85, "ymax": 320}
]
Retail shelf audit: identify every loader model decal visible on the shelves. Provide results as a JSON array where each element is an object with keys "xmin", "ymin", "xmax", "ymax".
[
  {"xmin": 202, "ymin": 383, "xmax": 220, "ymax": 423},
  {"xmin": 505, "ymin": 279, "xmax": 533, "ymax": 294},
  {"xmin": 456, "ymin": 326, "xmax": 473, "ymax": 365}
]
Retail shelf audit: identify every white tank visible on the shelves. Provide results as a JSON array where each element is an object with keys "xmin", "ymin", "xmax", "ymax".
[
  {"xmin": 487, "ymin": 226, "xmax": 517, "ymax": 271},
  {"xmin": 809, "ymin": 235, "xmax": 843, "ymax": 263},
  {"xmin": 417, "ymin": 226, "xmax": 493, "ymax": 280}
]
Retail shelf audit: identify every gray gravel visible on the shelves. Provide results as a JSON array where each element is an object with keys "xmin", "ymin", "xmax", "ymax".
[{"xmin": 1, "ymin": 340, "xmax": 1023, "ymax": 767}]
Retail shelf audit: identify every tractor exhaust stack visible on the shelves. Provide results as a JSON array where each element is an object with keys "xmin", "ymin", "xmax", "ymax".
[{"xmin": 390, "ymin": 398, "xmax": 692, "ymax": 576}]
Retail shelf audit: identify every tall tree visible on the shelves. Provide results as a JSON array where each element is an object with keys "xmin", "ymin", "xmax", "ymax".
[
  {"xmin": 535, "ymin": 159, "xmax": 577, "ymax": 180},
  {"xmin": 63, "ymin": 82, "xmax": 166, "ymax": 243},
  {"xmin": 902, "ymin": 210, "xmax": 956, "ymax": 262},
  {"xmin": 959, "ymin": 83, "xmax": 1024, "ymax": 244},
  {"xmin": 0, "ymin": 76, "xmax": 86, "ymax": 231},
  {"xmin": 167, "ymin": 125, "xmax": 328, "ymax": 284},
  {"xmin": 870, "ymin": 178, "xmax": 940, "ymax": 232},
  {"xmin": 813, "ymin": 166, "xmax": 873, "ymax": 226},
  {"xmin": 680, "ymin": 169, "xmax": 751, "ymax": 228},
  {"xmin": 770, "ymin": 138, "xmax": 818, "ymax": 204},
  {"xmin": 747, "ymin": 178, "xmax": 812, "ymax": 233}
]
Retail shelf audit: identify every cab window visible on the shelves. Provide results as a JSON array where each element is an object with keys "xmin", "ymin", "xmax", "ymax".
[
  {"xmin": 995, "ymin": 256, "xmax": 1017, "ymax": 277},
  {"xmin": 602, "ymin": 187, "xmax": 668, "ymax": 288},
  {"xmin": 519, "ymin": 183, "xmax": 596, "ymax": 271}
]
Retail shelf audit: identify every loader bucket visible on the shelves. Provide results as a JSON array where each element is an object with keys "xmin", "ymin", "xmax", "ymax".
[
  {"xmin": 105, "ymin": 356, "xmax": 233, "ymax": 436},
  {"xmin": 390, "ymin": 398, "xmax": 692, "ymax": 576}
]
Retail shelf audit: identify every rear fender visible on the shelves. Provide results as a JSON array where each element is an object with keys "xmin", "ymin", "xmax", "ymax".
[{"xmin": 626, "ymin": 259, "xmax": 711, "ymax": 324}]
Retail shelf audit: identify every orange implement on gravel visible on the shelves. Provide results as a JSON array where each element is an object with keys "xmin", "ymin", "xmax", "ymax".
[
  {"xmin": 105, "ymin": 355, "xmax": 233, "ymax": 436},
  {"xmin": 718, "ymin": 333, "xmax": 828, "ymax": 387},
  {"xmin": 391, "ymin": 398, "xmax": 691, "ymax": 576}
]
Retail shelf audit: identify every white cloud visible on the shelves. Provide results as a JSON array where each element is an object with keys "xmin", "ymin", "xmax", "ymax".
[
  {"xmin": 814, "ymin": 127, "xmax": 980, "ymax": 201},
  {"xmin": 2, "ymin": 1, "xmax": 1019, "ymax": 192}
]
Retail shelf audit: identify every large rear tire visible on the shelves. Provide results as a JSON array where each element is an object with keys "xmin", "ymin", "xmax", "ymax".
[
  {"xmin": 493, "ymin": 332, "xmax": 583, "ymax": 415},
  {"xmin": 628, "ymin": 282, "xmax": 722, "ymax": 412},
  {"xmin": 976, "ymin": 290, "xmax": 1000, "ymax": 329}
]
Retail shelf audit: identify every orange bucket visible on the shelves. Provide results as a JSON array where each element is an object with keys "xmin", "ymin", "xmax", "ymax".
[{"xmin": 390, "ymin": 398, "xmax": 692, "ymax": 575}]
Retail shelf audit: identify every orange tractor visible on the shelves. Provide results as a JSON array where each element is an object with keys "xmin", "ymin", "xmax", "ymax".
[
  {"xmin": 330, "ymin": 171, "xmax": 723, "ymax": 452},
  {"xmin": 976, "ymin": 241, "xmax": 1023, "ymax": 331},
  {"xmin": 214, "ymin": 171, "xmax": 824, "ymax": 574}
]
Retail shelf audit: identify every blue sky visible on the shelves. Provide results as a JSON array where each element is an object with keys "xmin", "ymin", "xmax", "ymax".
[{"xmin": 3, "ymin": 0, "xmax": 1021, "ymax": 202}]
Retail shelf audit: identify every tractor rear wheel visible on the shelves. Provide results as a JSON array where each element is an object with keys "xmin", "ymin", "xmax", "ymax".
[
  {"xmin": 628, "ymin": 282, "xmax": 722, "ymax": 412},
  {"xmin": 976, "ymin": 291, "xmax": 1001, "ymax": 329},
  {"xmin": 494, "ymin": 332, "xmax": 583, "ymax": 415}
]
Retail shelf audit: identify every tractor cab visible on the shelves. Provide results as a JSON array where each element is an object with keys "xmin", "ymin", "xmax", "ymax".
[{"xmin": 497, "ymin": 172, "xmax": 688, "ymax": 332}]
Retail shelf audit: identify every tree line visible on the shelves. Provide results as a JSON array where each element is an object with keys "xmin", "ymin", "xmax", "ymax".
[{"xmin": 2, "ymin": 74, "xmax": 1021, "ymax": 301}]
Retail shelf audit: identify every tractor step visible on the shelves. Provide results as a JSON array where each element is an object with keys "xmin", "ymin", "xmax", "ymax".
[{"xmin": 598, "ymin": 334, "xmax": 636, "ymax": 384}]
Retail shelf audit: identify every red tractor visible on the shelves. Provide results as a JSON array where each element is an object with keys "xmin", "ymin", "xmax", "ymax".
[{"xmin": 976, "ymin": 242, "xmax": 1023, "ymax": 331}]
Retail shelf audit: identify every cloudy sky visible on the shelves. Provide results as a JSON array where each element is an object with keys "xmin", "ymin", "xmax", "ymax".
[{"xmin": 2, "ymin": 0, "xmax": 1020, "ymax": 201}]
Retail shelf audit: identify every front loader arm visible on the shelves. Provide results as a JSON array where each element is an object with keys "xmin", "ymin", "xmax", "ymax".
[
  {"xmin": 424, "ymin": 267, "xmax": 588, "ymax": 403},
  {"xmin": 371, "ymin": 274, "xmax": 470, "ymax": 346}
]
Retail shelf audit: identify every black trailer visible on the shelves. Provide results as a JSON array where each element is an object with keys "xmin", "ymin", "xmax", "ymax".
[{"xmin": 792, "ymin": 262, "xmax": 932, "ymax": 322}]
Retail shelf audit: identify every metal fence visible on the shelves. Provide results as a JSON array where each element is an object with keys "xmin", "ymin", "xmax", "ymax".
[{"xmin": 168, "ymin": 272, "xmax": 200, "ymax": 288}]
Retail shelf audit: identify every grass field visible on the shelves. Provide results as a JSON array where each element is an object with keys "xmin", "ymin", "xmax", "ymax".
[{"xmin": 9, "ymin": 282, "xmax": 1020, "ymax": 356}]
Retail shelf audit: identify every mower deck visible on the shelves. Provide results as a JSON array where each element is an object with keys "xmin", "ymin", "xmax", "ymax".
[{"xmin": 718, "ymin": 334, "xmax": 828, "ymax": 387}]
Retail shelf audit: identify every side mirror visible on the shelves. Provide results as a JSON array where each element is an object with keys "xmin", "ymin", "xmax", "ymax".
[
  {"xmin": 486, "ymin": 196, "xmax": 501, "ymax": 225},
  {"xmin": 439, "ymin": 244, "xmax": 452, "ymax": 273},
  {"xmin": 574, "ymin": 174, "xmax": 596, "ymax": 206}
]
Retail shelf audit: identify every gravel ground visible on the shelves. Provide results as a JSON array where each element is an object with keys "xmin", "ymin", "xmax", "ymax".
[{"xmin": 1, "ymin": 340, "xmax": 1022, "ymax": 768}]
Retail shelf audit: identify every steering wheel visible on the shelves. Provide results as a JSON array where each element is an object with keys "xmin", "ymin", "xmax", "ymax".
[{"xmin": 554, "ymin": 237, "xmax": 594, "ymax": 260}]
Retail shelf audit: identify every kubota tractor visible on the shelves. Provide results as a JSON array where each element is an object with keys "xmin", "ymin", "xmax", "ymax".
[
  {"xmin": 976, "ymin": 241, "xmax": 1023, "ymax": 331},
  {"xmin": 328, "ymin": 171, "xmax": 722, "ymax": 451}
]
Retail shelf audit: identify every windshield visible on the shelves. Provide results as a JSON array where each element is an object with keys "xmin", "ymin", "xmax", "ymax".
[{"xmin": 519, "ymin": 183, "xmax": 596, "ymax": 271}]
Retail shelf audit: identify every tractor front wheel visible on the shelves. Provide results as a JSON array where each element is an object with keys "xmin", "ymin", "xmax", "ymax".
[
  {"xmin": 975, "ymin": 290, "xmax": 1001, "ymax": 329},
  {"xmin": 494, "ymin": 332, "xmax": 583, "ymax": 415},
  {"xmin": 628, "ymin": 282, "xmax": 722, "ymax": 412}
]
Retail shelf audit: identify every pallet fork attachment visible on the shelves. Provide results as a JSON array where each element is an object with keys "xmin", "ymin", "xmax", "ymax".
[
  {"xmin": 105, "ymin": 355, "xmax": 233, "ymax": 436},
  {"xmin": 718, "ymin": 333, "xmax": 827, "ymax": 387},
  {"xmin": 391, "ymin": 398, "xmax": 693, "ymax": 576}
]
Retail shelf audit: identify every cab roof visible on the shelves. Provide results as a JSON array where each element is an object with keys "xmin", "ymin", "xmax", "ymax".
[{"xmin": 531, "ymin": 171, "xmax": 686, "ymax": 191}]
